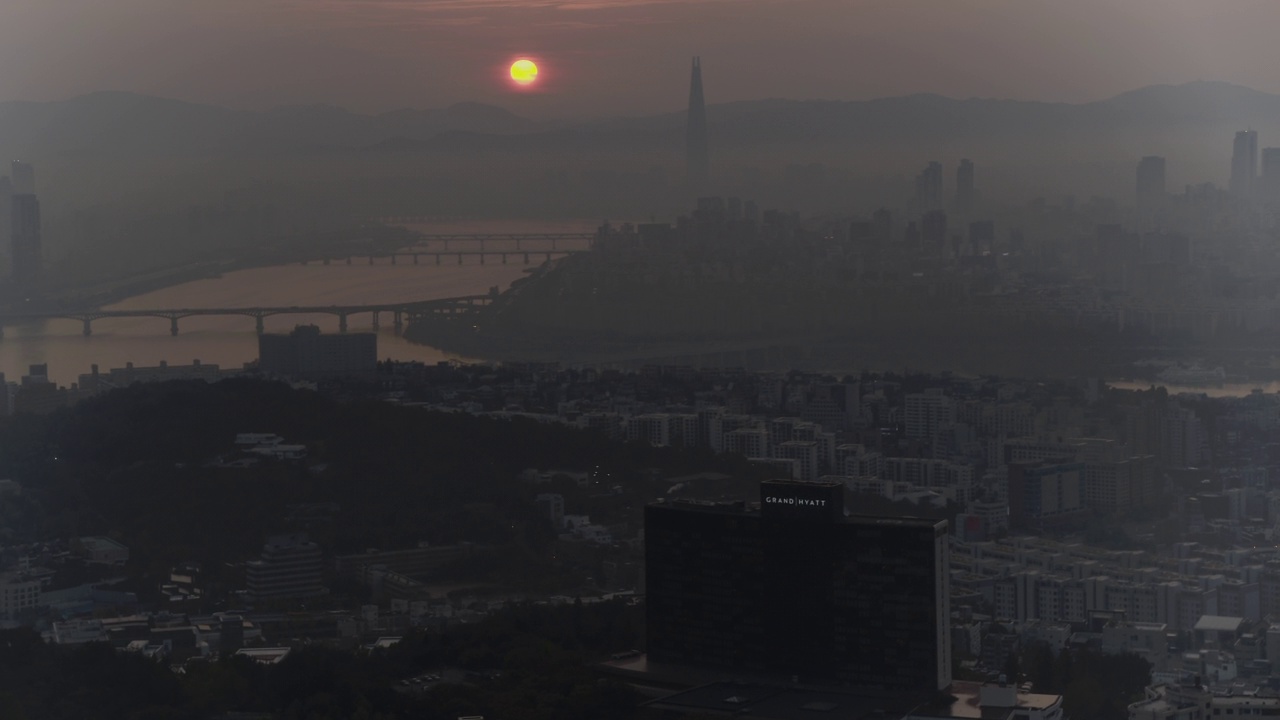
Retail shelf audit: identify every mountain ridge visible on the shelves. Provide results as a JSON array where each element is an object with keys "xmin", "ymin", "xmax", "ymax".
[{"xmin": 3, "ymin": 80, "xmax": 1279, "ymax": 160}]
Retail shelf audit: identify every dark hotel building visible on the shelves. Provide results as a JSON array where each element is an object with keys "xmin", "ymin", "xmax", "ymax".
[
  {"xmin": 645, "ymin": 480, "xmax": 951, "ymax": 693},
  {"xmin": 258, "ymin": 324, "xmax": 377, "ymax": 380}
]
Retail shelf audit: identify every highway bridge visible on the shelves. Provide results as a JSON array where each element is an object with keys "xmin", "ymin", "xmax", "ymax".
[
  {"xmin": 404, "ymin": 232, "xmax": 596, "ymax": 248},
  {"xmin": 298, "ymin": 232, "xmax": 596, "ymax": 267},
  {"xmin": 303, "ymin": 249, "xmax": 586, "ymax": 267},
  {"xmin": 0, "ymin": 294, "xmax": 494, "ymax": 338}
]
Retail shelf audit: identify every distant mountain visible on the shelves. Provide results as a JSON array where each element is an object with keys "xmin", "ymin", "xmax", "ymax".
[
  {"xmin": 0, "ymin": 91, "xmax": 241, "ymax": 156},
  {"xmin": 4, "ymin": 81, "xmax": 1280, "ymax": 170},
  {"xmin": 563, "ymin": 80, "xmax": 1280, "ymax": 149},
  {"xmin": 0, "ymin": 91, "xmax": 542, "ymax": 158}
]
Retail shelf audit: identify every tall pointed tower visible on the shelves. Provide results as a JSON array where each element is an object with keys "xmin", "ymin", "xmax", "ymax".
[{"xmin": 686, "ymin": 57, "xmax": 710, "ymax": 189}]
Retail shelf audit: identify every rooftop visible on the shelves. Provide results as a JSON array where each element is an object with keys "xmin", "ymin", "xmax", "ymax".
[
  {"xmin": 234, "ymin": 647, "xmax": 292, "ymax": 664},
  {"xmin": 1195, "ymin": 616, "xmax": 1245, "ymax": 633}
]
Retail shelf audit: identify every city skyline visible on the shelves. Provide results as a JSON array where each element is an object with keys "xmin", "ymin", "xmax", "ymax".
[{"xmin": 8, "ymin": 0, "xmax": 1280, "ymax": 716}]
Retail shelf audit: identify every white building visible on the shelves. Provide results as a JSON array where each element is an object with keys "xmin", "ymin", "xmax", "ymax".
[
  {"xmin": 905, "ymin": 389, "xmax": 955, "ymax": 439},
  {"xmin": 628, "ymin": 414, "xmax": 671, "ymax": 447},
  {"xmin": 0, "ymin": 573, "xmax": 40, "ymax": 620},
  {"xmin": 775, "ymin": 440, "xmax": 819, "ymax": 482}
]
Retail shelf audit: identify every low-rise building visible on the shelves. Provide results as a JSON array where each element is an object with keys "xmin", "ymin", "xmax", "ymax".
[
  {"xmin": 245, "ymin": 534, "xmax": 325, "ymax": 604},
  {"xmin": 76, "ymin": 536, "xmax": 130, "ymax": 566}
]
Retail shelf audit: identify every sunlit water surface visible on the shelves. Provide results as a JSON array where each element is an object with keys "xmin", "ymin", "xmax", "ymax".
[{"xmin": 2, "ymin": 219, "xmax": 601, "ymax": 385}]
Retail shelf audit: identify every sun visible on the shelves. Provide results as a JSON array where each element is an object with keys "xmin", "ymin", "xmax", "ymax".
[{"xmin": 510, "ymin": 59, "xmax": 539, "ymax": 86}]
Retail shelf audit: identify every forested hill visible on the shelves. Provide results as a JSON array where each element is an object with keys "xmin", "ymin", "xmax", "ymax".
[{"xmin": 0, "ymin": 378, "xmax": 766, "ymax": 578}]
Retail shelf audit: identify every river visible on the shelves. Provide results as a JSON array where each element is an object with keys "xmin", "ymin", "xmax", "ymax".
[
  {"xmin": 1, "ymin": 220, "xmax": 597, "ymax": 386},
  {"xmin": 11, "ymin": 215, "xmax": 1280, "ymax": 399}
]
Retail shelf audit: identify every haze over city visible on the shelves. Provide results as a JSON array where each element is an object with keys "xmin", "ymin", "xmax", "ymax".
[
  {"xmin": 7, "ymin": 0, "xmax": 1280, "ymax": 115},
  {"xmin": 7, "ymin": 2, "xmax": 1280, "ymax": 720}
]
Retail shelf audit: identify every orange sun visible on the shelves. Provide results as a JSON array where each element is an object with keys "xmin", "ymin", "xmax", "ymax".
[{"xmin": 510, "ymin": 59, "xmax": 539, "ymax": 86}]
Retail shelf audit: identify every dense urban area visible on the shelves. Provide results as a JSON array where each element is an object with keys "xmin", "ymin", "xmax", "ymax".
[
  {"xmin": 0, "ymin": 347, "xmax": 1273, "ymax": 717},
  {"xmin": 9, "ymin": 24, "xmax": 1280, "ymax": 720}
]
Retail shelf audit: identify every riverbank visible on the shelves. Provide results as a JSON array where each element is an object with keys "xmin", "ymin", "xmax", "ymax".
[{"xmin": 25, "ymin": 223, "xmax": 422, "ymax": 312}]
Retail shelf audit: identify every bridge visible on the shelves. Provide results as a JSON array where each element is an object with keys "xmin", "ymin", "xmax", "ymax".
[
  {"xmin": 293, "ymin": 234, "xmax": 593, "ymax": 267},
  {"xmin": 303, "ymin": 249, "xmax": 587, "ymax": 267},
  {"xmin": 0, "ymin": 295, "xmax": 495, "ymax": 338},
  {"xmin": 405, "ymin": 232, "xmax": 596, "ymax": 247},
  {"xmin": 299, "ymin": 233, "xmax": 595, "ymax": 267}
]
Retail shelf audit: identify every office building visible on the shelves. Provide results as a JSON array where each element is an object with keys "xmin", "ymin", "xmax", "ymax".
[
  {"xmin": 955, "ymin": 159, "xmax": 975, "ymax": 214},
  {"xmin": 258, "ymin": 324, "xmax": 376, "ymax": 380},
  {"xmin": 921, "ymin": 210, "xmax": 948, "ymax": 254},
  {"xmin": 10, "ymin": 161, "xmax": 34, "ymax": 195},
  {"xmin": 645, "ymin": 479, "xmax": 951, "ymax": 693},
  {"xmin": 1083, "ymin": 455, "xmax": 1157, "ymax": 515},
  {"xmin": 905, "ymin": 388, "xmax": 955, "ymax": 439},
  {"xmin": 915, "ymin": 161, "xmax": 944, "ymax": 212},
  {"xmin": 1008, "ymin": 461, "xmax": 1085, "ymax": 528},
  {"xmin": 872, "ymin": 207, "xmax": 893, "ymax": 243},
  {"xmin": 686, "ymin": 57, "xmax": 710, "ymax": 189},
  {"xmin": 968, "ymin": 220, "xmax": 995, "ymax": 255},
  {"xmin": 0, "ymin": 176, "xmax": 10, "ymax": 264},
  {"xmin": 1135, "ymin": 156, "xmax": 1166, "ymax": 220},
  {"xmin": 10, "ymin": 193, "xmax": 41, "ymax": 287},
  {"xmin": 1260, "ymin": 147, "xmax": 1280, "ymax": 204},
  {"xmin": 245, "ymin": 534, "xmax": 325, "ymax": 603},
  {"xmin": 726, "ymin": 196, "xmax": 742, "ymax": 221},
  {"xmin": 1231, "ymin": 130, "xmax": 1258, "ymax": 197}
]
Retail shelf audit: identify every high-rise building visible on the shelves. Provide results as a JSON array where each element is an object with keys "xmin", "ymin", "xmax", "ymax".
[
  {"xmin": 0, "ymin": 176, "xmax": 11, "ymax": 264},
  {"xmin": 10, "ymin": 194, "xmax": 41, "ymax": 288},
  {"xmin": 726, "ymin": 196, "xmax": 742, "ymax": 222},
  {"xmin": 915, "ymin": 161, "xmax": 944, "ymax": 212},
  {"xmin": 9, "ymin": 161, "xmax": 34, "ymax": 195},
  {"xmin": 1007, "ymin": 461, "xmax": 1086, "ymax": 528},
  {"xmin": 921, "ymin": 210, "xmax": 948, "ymax": 254},
  {"xmin": 1231, "ymin": 130, "xmax": 1258, "ymax": 197},
  {"xmin": 685, "ymin": 57, "xmax": 710, "ymax": 189},
  {"xmin": 1260, "ymin": 147, "xmax": 1280, "ymax": 204},
  {"xmin": 955, "ymin": 159, "xmax": 975, "ymax": 213},
  {"xmin": 1141, "ymin": 153, "xmax": 1172, "ymax": 224},
  {"xmin": 645, "ymin": 480, "xmax": 951, "ymax": 693},
  {"xmin": 968, "ymin": 220, "xmax": 995, "ymax": 255},
  {"xmin": 905, "ymin": 388, "xmax": 955, "ymax": 439},
  {"xmin": 245, "ymin": 534, "xmax": 325, "ymax": 603},
  {"xmin": 872, "ymin": 207, "xmax": 893, "ymax": 243},
  {"xmin": 1136, "ymin": 155, "xmax": 1166, "ymax": 215}
]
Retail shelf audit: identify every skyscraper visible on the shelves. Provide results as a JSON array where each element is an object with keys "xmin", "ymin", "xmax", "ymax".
[
  {"xmin": 1260, "ymin": 147, "xmax": 1280, "ymax": 204},
  {"xmin": 955, "ymin": 158, "xmax": 975, "ymax": 213},
  {"xmin": 915, "ymin": 161, "xmax": 943, "ymax": 212},
  {"xmin": 921, "ymin": 209, "xmax": 948, "ymax": 254},
  {"xmin": 9, "ymin": 161, "xmax": 34, "ymax": 195},
  {"xmin": 1231, "ymin": 130, "xmax": 1258, "ymax": 197},
  {"xmin": 0, "ymin": 176, "xmax": 11, "ymax": 265},
  {"xmin": 10, "ymin": 193, "xmax": 41, "ymax": 288},
  {"xmin": 685, "ymin": 57, "xmax": 710, "ymax": 189},
  {"xmin": 1136, "ymin": 155, "xmax": 1166, "ymax": 220}
]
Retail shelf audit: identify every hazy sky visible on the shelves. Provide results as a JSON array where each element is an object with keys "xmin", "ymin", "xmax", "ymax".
[{"xmin": 5, "ymin": 0, "xmax": 1280, "ymax": 118}]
